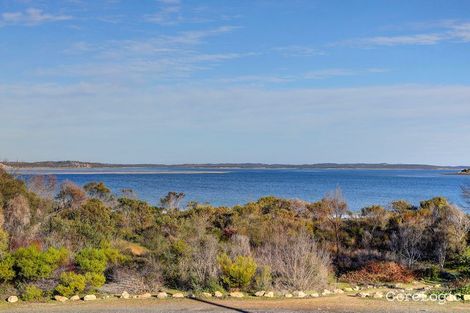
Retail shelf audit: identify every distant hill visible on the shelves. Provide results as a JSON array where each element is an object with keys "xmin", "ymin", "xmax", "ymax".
[{"xmin": 2, "ymin": 160, "xmax": 467, "ymax": 170}]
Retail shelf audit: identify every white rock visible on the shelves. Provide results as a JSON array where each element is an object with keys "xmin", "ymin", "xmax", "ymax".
[
  {"xmin": 201, "ymin": 292, "xmax": 212, "ymax": 298},
  {"xmin": 172, "ymin": 293, "xmax": 184, "ymax": 298},
  {"xmin": 70, "ymin": 295, "xmax": 80, "ymax": 301},
  {"xmin": 285, "ymin": 293, "xmax": 293, "ymax": 298},
  {"xmin": 137, "ymin": 293, "xmax": 152, "ymax": 299},
  {"xmin": 54, "ymin": 295, "xmax": 68, "ymax": 302},
  {"xmin": 254, "ymin": 291, "xmax": 265, "ymax": 297},
  {"xmin": 310, "ymin": 292, "xmax": 319, "ymax": 298},
  {"xmin": 372, "ymin": 292, "xmax": 383, "ymax": 299},
  {"xmin": 463, "ymin": 294, "xmax": 470, "ymax": 301},
  {"xmin": 83, "ymin": 294, "xmax": 97, "ymax": 301},
  {"xmin": 321, "ymin": 289, "xmax": 331, "ymax": 296},
  {"xmin": 333, "ymin": 289, "xmax": 344, "ymax": 294},
  {"xmin": 229, "ymin": 292, "xmax": 244, "ymax": 298},
  {"xmin": 293, "ymin": 291, "xmax": 306, "ymax": 298},
  {"xmin": 446, "ymin": 294, "xmax": 457, "ymax": 302},
  {"xmin": 120, "ymin": 291, "xmax": 130, "ymax": 299},
  {"xmin": 7, "ymin": 296, "xmax": 18, "ymax": 303},
  {"xmin": 356, "ymin": 292, "xmax": 369, "ymax": 298},
  {"xmin": 264, "ymin": 291, "xmax": 274, "ymax": 298},
  {"xmin": 157, "ymin": 292, "xmax": 168, "ymax": 299},
  {"xmin": 214, "ymin": 291, "xmax": 224, "ymax": 298}
]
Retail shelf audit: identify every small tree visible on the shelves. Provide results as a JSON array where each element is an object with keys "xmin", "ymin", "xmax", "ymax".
[
  {"xmin": 217, "ymin": 254, "xmax": 257, "ymax": 290},
  {"xmin": 160, "ymin": 192, "xmax": 185, "ymax": 210}
]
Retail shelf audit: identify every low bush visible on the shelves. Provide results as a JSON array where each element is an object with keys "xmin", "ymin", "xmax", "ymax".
[
  {"xmin": 85, "ymin": 272, "xmax": 106, "ymax": 289},
  {"xmin": 55, "ymin": 272, "xmax": 86, "ymax": 297},
  {"xmin": 21, "ymin": 285, "xmax": 44, "ymax": 301},
  {"xmin": 340, "ymin": 261, "xmax": 415, "ymax": 284},
  {"xmin": 218, "ymin": 254, "xmax": 257, "ymax": 290},
  {"xmin": 14, "ymin": 246, "xmax": 69, "ymax": 280},
  {"xmin": 0, "ymin": 254, "xmax": 15, "ymax": 282},
  {"xmin": 75, "ymin": 248, "xmax": 108, "ymax": 273}
]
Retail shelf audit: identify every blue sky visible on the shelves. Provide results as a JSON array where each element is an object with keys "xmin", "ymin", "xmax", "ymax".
[{"xmin": 1, "ymin": 0, "xmax": 470, "ymax": 165}]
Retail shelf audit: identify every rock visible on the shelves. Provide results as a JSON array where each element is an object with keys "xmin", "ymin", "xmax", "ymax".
[
  {"xmin": 434, "ymin": 284, "xmax": 441, "ymax": 289},
  {"xmin": 356, "ymin": 292, "xmax": 369, "ymax": 298},
  {"xmin": 7, "ymin": 296, "xmax": 18, "ymax": 303},
  {"xmin": 366, "ymin": 285, "xmax": 374, "ymax": 289},
  {"xmin": 344, "ymin": 287, "xmax": 354, "ymax": 292},
  {"xmin": 254, "ymin": 291, "xmax": 265, "ymax": 297},
  {"xmin": 333, "ymin": 289, "xmax": 344, "ymax": 294},
  {"xmin": 264, "ymin": 291, "xmax": 274, "ymax": 298},
  {"xmin": 120, "ymin": 291, "xmax": 130, "ymax": 299},
  {"xmin": 285, "ymin": 293, "xmax": 293, "ymax": 298},
  {"xmin": 310, "ymin": 293, "xmax": 319, "ymax": 298},
  {"xmin": 372, "ymin": 292, "xmax": 383, "ymax": 299},
  {"xmin": 353, "ymin": 286, "xmax": 361, "ymax": 291},
  {"xmin": 446, "ymin": 294, "xmax": 457, "ymax": 302},
  {"xmin": 463, "ymin": 294, "xmax": 470, "ymax": 301},
  {"xmin": 229, "ymin": 292, "xmax": 244, "ymax": 298},
  {"xmin": 214, "ymin": 291, "xmax": 224, "ymax": 298},
  {"xmin": 70, "ymin": 295, "xmax": 80, "ymax": 301},
  {"xmin": 201, "ymin": 292, "xmax": 212, "ymax": 298},
  {"xmin": 83, "ymin": 294, "xmax": 97, "ymax": 301},
  {"xmin": 293, "ymin": 291, "xmax": 306, "ymax": 298},
  {"xmin": 54, "ymin": 295, "xmax": 68, "ymax": 302},
  {"xmin": 157, "ymin": 292, "xmax": 168, "ymax": 299},
  {"xmin": 321, "ymin": 289, "xmax": 331, "ymax": 296},
  {"xmin": 173, "ymin": 293, "xmax": 185, "ymax": 298},
  {"xmin": 137, "ymin": 293, "xmax": 152, "ymax": 299}
]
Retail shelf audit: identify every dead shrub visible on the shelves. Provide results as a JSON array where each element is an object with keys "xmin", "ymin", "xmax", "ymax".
[{"xmin": 340, "ymin": 261, "xmax": 415, "ymax": 284}]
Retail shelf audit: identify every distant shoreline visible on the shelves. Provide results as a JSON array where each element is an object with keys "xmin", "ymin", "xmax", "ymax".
[{"xmin": 1, "ymin": 161, "xmax": 468, "ymax": 171}]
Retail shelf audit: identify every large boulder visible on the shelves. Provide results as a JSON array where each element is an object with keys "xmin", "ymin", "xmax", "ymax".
[
  {"xmin": 7, "ymin": 296, "xmax": 18, "ymax": 303},
  {"xmin": 463, "ymin": 294, "xmax": 470, "ymax": 301},
  {"xmin": 83, "ymin": 294, "xmax": 97, "ymax": 301},
  {"xmin": 70, "ymin": 295, "xmax": 80, "ymax": 301},
  {"xmin": 310, "ymin": 292, "xmax": 319, "ymax": 298},
  {"xmin": 285, "ymin": 293, "xmax": 293, "ymax": 298},
  {"xmin": 254, "ymin": 291, "xmax": 265, "ymax": 297},
  {"xmin": 446, "ymin": 294, "xmax": 457, "ymax": 302},
  {"xmin": 120, "ymin": 291, "xmax": 130, "ymax": 299},
  {"xmin": 214, "ymin": 291, "xmax": 224, "ymax": 298},
  {"xmin": 333, "ymin": 289, "xmax": 344, "ymax": 294},
  {"xmin": 321, "ymin": 289, "xmax": 331, "ymax": 296}
]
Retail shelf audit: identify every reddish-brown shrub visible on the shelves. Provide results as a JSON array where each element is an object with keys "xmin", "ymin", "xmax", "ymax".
[{"xmin": 340, "ymin": 261, "xmax": 414, "ymax": 284}]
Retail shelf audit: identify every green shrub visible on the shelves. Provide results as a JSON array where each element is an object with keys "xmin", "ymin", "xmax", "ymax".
[
  {"xmin": 75, "ymin": 248, "xmax": 107, "ymax": 273},
  {"xmin": 21, "ymin": 285, "xmax": 43, "ymax": 301},
  {"xmin": 85, "ymin": 272, "xmax": 106, "ymax": 289},
  {"xmin": 55, "ymin": 272, "xmax": 86, "ymax": 297},
  {"xmin": 218, "ymin": 254, "xmax": 257, "ymax": 290},
  {"xmin": 254, "ymin": 265, "xmax": 272, "ymax": 290},
  {"xmin": 0, "ymin": 253, "xmax": 15, "ymax": 282},
  {"xmin": 14, "ymin": 246, "xmax": 69, "ymax": 280}
]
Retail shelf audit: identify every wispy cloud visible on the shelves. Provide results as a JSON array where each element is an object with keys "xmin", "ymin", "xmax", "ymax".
[
  {"xmin": 145, "ymin": 0, "xmax": 182, "ymax": 25},
  {"xmin": 343, "ymin": 20, "xmax": 470, "ymax": 47},
  {"xmin": 41, "ymin": 26, "xmax": 251, "ymax": 82},
  {"xmin": 273, "ymin": 45, "xmax": 325, "ymax": 57},
  {"xmin": 0, "ymin": 8, "xmax": 72, "ymax": 27},
  {"xmin": 214, "ymin": 68, "xmax": 388, "ymax": 85}
]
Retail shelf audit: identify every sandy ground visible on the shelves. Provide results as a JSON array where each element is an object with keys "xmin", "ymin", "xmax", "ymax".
[{"xmin": 1, "ymin": 295, "xmax": 469, "ymax": 313}]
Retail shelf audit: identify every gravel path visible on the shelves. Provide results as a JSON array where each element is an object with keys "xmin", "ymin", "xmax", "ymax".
[{"xmin": 1, "ymin": 296, "xmax": 469, "ymax": 313}]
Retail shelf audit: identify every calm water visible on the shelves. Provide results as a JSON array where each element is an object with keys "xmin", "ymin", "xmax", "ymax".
[{"xmin": 18, "ymin": 168, "xmax": 470, "ymax": 210}]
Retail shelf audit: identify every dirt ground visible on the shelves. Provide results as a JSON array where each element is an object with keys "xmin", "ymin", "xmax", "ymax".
[{"xmin": 1, "ymin": 295, "xmax": 469, "ymax": 313}]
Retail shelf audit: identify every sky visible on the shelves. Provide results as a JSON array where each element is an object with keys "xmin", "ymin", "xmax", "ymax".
[{"xmin": 0, "ymin": 0, "xmax": 470, "ymax": 165}]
